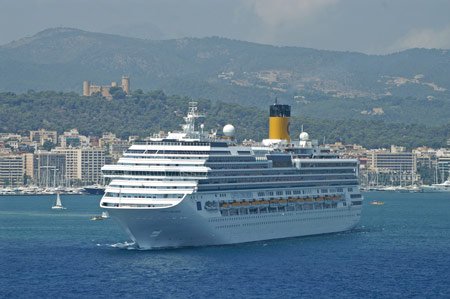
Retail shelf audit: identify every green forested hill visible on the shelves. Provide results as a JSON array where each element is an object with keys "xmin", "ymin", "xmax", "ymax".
[
  {"xmin": 0, "ymin": 90, "xmax": 448, "ymax": 150},
  {"xmin": 1, "ymin": 28, "xmax": 450, "ymax": 125}
]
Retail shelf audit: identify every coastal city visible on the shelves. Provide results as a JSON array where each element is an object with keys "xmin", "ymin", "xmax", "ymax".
[
  {"xmin": 2, "ymin": 1, "xmax": 450, "ymax": 298},
  {"xmin": 1, "ymin": 126, "xmax": 449, "ymax": 195}
]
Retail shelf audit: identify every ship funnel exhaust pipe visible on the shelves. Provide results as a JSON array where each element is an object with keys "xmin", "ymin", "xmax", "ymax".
[{"xmin": 269, "ymin": 101, "xmax": 291, "ymax": 142}]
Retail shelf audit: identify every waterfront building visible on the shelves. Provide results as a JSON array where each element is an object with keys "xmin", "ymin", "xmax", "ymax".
[
  {"xmin": 22, "ymin": 153, "xmax": 34, "ymax": 181},
  {"xmin": 365, "ymin": 149, "xmax": 417, "ymax": 185},
  {"xmin": 366, "ymin": 150, "xmax": 416, "ymax": 173},
  {"xmin": 53, "ymin": 147, "xmax": 105, "ymax": 185},
  {"xmin": 34, "ymin": 151, "xmax": 66, "ymax": 187},
  {"xmin": 0, "ymin": 154, "xmax": 24, "ymax": 186},
  {"xmin": 437, "ymin": 156, "xmax": 450, "ymax": 182}
]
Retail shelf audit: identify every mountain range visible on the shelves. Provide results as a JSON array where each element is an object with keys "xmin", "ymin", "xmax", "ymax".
[{"xmin": 1, "ymin": 28, "xmax": 449, "ymax": 125}]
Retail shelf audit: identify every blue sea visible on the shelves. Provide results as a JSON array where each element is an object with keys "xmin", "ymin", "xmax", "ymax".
[{"xmin": 1, "ymin": 192, "xmax": 449, "ymax": 299}]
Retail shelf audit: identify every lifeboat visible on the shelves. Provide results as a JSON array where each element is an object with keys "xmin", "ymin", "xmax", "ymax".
[
  {"xmin": 231, "ymin": 202, "xmax": 241, "ymax": 207},
  {"xmin": 315, "ymin": 197, "xmax": 324, "ymax": 201},
  {"xmin": 332, "ymin": 195, "xmax": 340, "ymax": 201},
  {"xmin": 288, "ymin": 198, "xmax": 297, "ymax": 206},
  {"xmin": 260, "ymin": 200, "xmax": 269, "ymax": 207},
  {"xmin": 251, "ymin": 200, "xmax": 260, "ymax": 206},
  {"xmin": 220, "ymin": 202, "xmax": 230, "ymax": 209},
  {"xmin": 305, "ymin": 197, "xmax": 313, "ymax": 202},
  {"xmin": 279, "ymin": 199, "xmax": 287, "ymax": 206},
  {"xmin": 296, "ymin": 197, "xmax": 304, "ymax": 203},
  {"xmin": 241, "ymin": 201, "xmax": 250, "ymax": 207}
]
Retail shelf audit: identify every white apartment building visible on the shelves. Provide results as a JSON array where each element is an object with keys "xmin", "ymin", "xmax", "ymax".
[
  {"xmin": 366, "ymin": 150, "xmax": 417, "ymax": 173},
  {"xmin": 0, "ymin": 154, "xmax": 24, "ymax": 186},
  {"xmin": 53, "ymin": 147, "xmax": 105, "ymax": 185}
]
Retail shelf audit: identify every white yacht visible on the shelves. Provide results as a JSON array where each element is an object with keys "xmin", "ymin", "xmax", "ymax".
[
  {"xmin": 422, "ymin": 176, "xmax": 450, "ymax": 193},
  {"xmin": 100, "ymin": 102, "xmax": 363, "ymax": 249}
]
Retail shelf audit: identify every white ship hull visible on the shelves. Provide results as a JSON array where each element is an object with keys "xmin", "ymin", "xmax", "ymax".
[{"xmin": 107, "ymin": 196, "xmax": 362, "ymax": 249}]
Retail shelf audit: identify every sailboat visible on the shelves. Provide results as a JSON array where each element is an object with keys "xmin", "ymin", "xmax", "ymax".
[{"xmin": 52, "ymin": 192, "xmax": 66, "ymax": 210}]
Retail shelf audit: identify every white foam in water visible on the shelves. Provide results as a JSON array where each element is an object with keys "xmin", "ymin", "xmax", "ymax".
[{"xmin": 109, "ymin": 241, "xmax": 138, "ymax": 250}]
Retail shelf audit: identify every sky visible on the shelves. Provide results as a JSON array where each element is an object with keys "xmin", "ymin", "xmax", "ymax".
[{"xmin": 1, "ymin": 0, "xmax": 450, "ymax": 54}]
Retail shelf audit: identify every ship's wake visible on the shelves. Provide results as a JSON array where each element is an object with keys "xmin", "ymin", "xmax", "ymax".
[
  {"xmin": 104, "ymin": 241, "xmax": 139, "ymax": 250},
  {"xmin": 105, "ymin": 241, "xmax": 167, "ymax": 251},
  {"xmin": 341, "ymin": 225, "xmax": 385, "ymax": 235}
]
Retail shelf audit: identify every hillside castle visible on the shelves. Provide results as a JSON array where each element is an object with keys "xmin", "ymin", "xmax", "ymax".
[{"xmin": 83, "ymin": 76, "xmax": 130, "ymax": 99}]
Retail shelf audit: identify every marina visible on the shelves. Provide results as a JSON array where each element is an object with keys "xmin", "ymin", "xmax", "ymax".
[{"xmin": 0, "ymin": 186, "xmax": 96, "ymax": 196}]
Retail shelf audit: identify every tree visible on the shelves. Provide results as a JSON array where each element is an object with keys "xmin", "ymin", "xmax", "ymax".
[
  {"xmin": 0, "ymin": 90, "xmax": 449, "ymax": 148},
  {"xmin": 109, "ymin": 87, "xmax": 126, "ymax": 100},
  {"xmin": 42, "ymin": 140, "xmax": 56, "ymax": 151}
]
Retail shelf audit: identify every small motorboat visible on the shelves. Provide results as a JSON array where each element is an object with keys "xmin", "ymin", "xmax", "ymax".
[{"xmin": 371, "ymin": 200, "xmax": 385, "ymax": 205}]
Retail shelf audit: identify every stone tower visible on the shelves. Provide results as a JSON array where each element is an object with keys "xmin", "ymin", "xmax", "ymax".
[
  {"xmin": 83, "ymin": 81, "xmax": 91, "ymax": 96},
  {"xmin": 121, "ymin": 76, "xmax": 130, "ymax": 94}
]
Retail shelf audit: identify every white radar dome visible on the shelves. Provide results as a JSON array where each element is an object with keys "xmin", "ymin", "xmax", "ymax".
[
  {"xmin": 300, "ymin": 132, "xmax": 309, "ymax": 141},
  {"xmin": 223, "ymin": 124, "xmax": 236, "ymax": 137}
]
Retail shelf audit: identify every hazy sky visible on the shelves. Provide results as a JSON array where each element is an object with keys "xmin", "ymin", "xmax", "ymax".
[{"xmin": 1, "ymin": 0, "xmax": 450, "ymax": 54}]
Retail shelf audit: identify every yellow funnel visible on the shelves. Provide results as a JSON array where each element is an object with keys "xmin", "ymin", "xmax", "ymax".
[{"xmin": 269, "ymin": 103, "xmax": 291, "ymax": 142}]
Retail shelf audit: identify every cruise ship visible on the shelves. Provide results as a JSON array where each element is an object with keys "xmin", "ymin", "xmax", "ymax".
[{"xmin": 100, "ymin": 102, "xmax": 363, "ymax": 249}]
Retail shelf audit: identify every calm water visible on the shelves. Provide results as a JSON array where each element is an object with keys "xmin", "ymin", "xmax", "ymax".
[{"xmin": 1, "ymin": 192, "xmax": 450, "ymax": 298}]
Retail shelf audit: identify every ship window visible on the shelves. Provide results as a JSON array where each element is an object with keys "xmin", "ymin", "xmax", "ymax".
[{"xmin": 237, "ymin": 151, "xmax": 251, "ymax": 155}]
